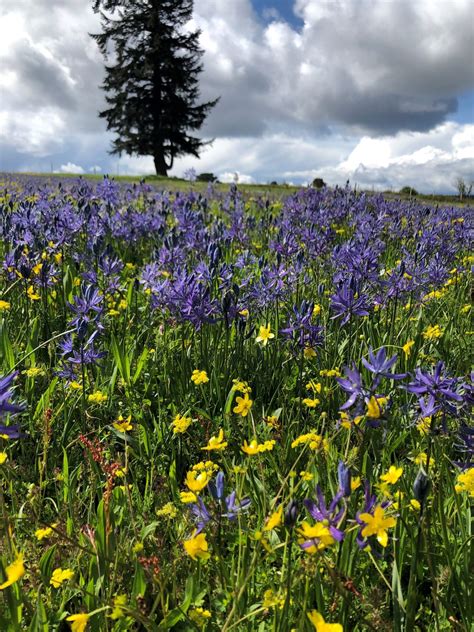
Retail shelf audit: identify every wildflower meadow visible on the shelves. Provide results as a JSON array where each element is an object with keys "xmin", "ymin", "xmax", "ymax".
[{"xmin": 0, "ymin": 176, "xmax": 472, "ymax": 631}]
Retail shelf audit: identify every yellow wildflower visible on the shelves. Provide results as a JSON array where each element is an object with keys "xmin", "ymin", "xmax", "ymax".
[
  {"xmin": 0, "ymin": 554, "xmax": 25, "ymax": 590},
  {"xmin": 304, "ymin": 346, "xmax": 317, "ymax": 359},
  {"xmin": 180, "ymin": 491, "xmax": 198, "ymax": 503},
  {"xmin": 300, "ymin": 470, "xmax": 314, "ymax": 481},
  {"xmin": 402, "ymin": 339, "xmax": 415, "ymax": 358},
  {"xmin": 191, "ymin": 369, "xmax": 209, "ymax": 385},
  {"xmin": 303, "ymin": 397, "xmax": 320, "ymax": 408},
  {"xmin": 35, "ymin": 523, "xmax": 57, "ymax": 541},
  {"xmin": 307, "ymin": 610, "xmax": 343, "ymax": 632},
  {"xmin": 263, "ymin": 506, "xmax": 283, "ymax": 531},
  {"xmin": 66, "ymin": 613, "xmax": 90, "ymax": 632},
  {"xmin": 87, "ymin": 391, "xmax": 107, "ymax": 404},
  {"xmin": 109, "ymin": 594, "xmax": 127, "ymax": 620},
  {"xmin": 0, "ymin": 300, "xmax": 11, "ymax": 311},
  {"xmin": 423, "ymin": 324, "xmax": 443, "ymax": 340},
  {"xmin": 232, "ymin": 378, "xmax": 252, "ymax": 393},
  {"xmin": 351, "ymin": 476, "xmax": 361, "ymax": 491},
  {"xmin": 241, "ymin": 438, "xmax": 275, "ymax": 455},
  {"xmin": 233, "ymin": 392, "xmax": 253, "ymax": 416},
  {"xmin": 50, "ymin": 567, "xmax": 74, "ymax": 588},
  {"xmin": 189, "ymin": 607, "xmax": 212, "ymax": 626},
  {"xmin": 185, "ymin": 470, "xmax": 211, "ymax": 493},
  {"xmin": 184, "ymin": 532, "xmax": 210, "ymax": 561},
  {"xmin": 201, "ymin": 429, "xmax": 228, "ymax": 451},
  {"xmin": 312, "ymin": 304, "xmax": 321, "ymax": 316},
  {"xmin": 298, "ymin": 521, "xmax": 335, "ymax": 553},
  {"xmin": 380, "ymin": 465, "xmax": 403, "ymax": 485},
  {"xmin": 172, "ymin": 413, "xmax": 193, "ymax": 434},
  {"xmin": 255, "ymin": 324, "xmax": 275, "ymax": 346},
  {"xmin": 132, "ymin": 542, "xmax": 143, "ymax": 554},
  {"xmin": 305, "ymin": 380, "xmax": 322, "ymax": 393},
  {"xmin": 262, "ymin": 588, "xmax": 285, "ymax": 609},
  {"xmin": 0, "ymin": 452, "xmax": 7, "ymax": 465},
  {"xmin": 113, "ymin": 415, "xmax": 133, "ymax": 432},
  {"xmin": 359, "ymin": 506, "xmax": 396, "ymax": 548},
  {"xmin": 366, "ymin": 396, "xmax": 388, "ymax": 419},
  {"xmin": 455, "ymin": 468, "xmax": 474, "ymax": 498},
  {"xmin": 156, "ymin": 502, "xmax": 178, "ymax": 518},
  {"xmin": 27, "ymin": 285, "xmax": 41, "ymax": 300}
]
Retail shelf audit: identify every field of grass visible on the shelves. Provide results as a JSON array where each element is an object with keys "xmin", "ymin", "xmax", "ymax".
[{"xmin": 0, "ymin": 176, "xmax": 472, "ymax": 631}]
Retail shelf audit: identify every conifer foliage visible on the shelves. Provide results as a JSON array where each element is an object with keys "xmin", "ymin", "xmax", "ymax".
[{"xmin": 91, "ymin": 0, "xmax": 218, "ymax": 175}]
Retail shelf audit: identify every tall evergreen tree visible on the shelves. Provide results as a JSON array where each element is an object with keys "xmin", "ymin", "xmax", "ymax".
[{"xmin": 91, "ymin": 0, "xmax": 218, "ymax": 176}]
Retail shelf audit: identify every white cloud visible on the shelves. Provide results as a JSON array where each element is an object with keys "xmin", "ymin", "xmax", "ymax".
[
  {"xmin": 219, "ymin": 171, "xmax": 255, "ymax": 184},
  {"xmin": 58, "ymin": 162, "xmax": 84, "ymax": 174}
]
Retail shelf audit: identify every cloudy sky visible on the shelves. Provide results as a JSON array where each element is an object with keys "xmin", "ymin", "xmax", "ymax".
[{"xmin": 0, "ymin": 0, "xmax": 473, "ymax": 192}]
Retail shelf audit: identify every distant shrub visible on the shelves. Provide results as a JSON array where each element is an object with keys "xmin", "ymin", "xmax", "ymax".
[
  {"xmin": 399, "ymin": 186, "xmax": 418, "ymax": 196},
  {"xmin": 312, "ymin": 177, "xmax": 326, "ymax": 189},
  {"xmin": 197, "ymin": 172, "xmax": 218, "ymax": 182}
]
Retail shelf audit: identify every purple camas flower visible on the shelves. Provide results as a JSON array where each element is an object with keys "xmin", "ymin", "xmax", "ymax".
[
  {"xmin": 406, "ymin": 361, "xmax": 462, "ymax": 415},
  {"xmin": 361, "ymin": 347, "xmax": 405, "ymax": 388},
  {"xmin": 330, "ymin": 281, "xmax": 371, "ymax": 325},
  {"xmin": 280, "ymin": 300, "xmax": 324, "ymax": 353},
  {"xmin": 303, "ymin": 485, "xmax": 345, "ymax": 542},
  {"xmin": 337, "ymin": 365, "xmax": 367, "ymax": 410},
  {"xmin": 189, "ymin": 472, "xmax": 250, "ymax": 533},
  {"xmin": 0, "ymin": 372, "xmax": 25, "ymax": 419}
]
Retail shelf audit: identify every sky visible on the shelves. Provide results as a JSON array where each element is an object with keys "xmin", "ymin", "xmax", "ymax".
[{"xmin": 0, "ymin": 0, "xmax": 473, "ymax": 193}]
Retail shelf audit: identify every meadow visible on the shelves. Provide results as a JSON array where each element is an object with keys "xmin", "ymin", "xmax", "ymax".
[{"xmin": 0, "ymin": 175, "xmax": 472, "ymax": 631}]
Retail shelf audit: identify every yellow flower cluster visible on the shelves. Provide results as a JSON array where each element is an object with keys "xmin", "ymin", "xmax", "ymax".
[
  {"xmin": 291, "ymin": 432, "xmax": 327, "ymax": 451},
  {"xmin": 191, "ymin": 369, "xmax": 209, "ymax": 385},
  {"xmin": 172, "ymin": 413, "xmax": 193, "ymax": 434},
  {"xmin": 156, "ymin": 502, "xmax": 178, "ymax": 518},
  {"xmin": 88, "ymin": 390, "xmax": 108, "ymax": 404},
  {"xmin": 423, "ymin": 324, "xmax": 443, "ymax": 340},
  {"xmin": 241, "ymin": 438, "xmax": 275, "ymax": 455},
  {"xmin": 455, "ymin": 468, "xmax": 474, "ymax": 498}
]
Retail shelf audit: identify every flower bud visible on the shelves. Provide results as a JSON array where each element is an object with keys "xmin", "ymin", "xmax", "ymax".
[
  {"xmin": 413, "ymin": 467, "xmax": 430, "ymax": 506},
  {"xmin": 284, "ymin": 499, "xmax": 298, "ymax": 528}
]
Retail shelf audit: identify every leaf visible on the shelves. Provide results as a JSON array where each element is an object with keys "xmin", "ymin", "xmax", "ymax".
[{"xmin": 39, "ymin": 545, "xmax": 57, "ymax": 584}]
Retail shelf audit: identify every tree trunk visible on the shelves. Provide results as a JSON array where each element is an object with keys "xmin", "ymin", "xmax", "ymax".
[{"xmin": 154, "ymin": 151, "xmax": 168, "ymax": 177}]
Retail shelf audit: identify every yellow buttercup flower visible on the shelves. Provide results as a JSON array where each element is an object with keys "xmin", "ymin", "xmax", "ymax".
[
  {"xmin": 307, "ymin": 610, "xmax": 343, "ymax": 632},
  {"xmin": 233, "ymin": 392, "xmax": 253, "ymax": 416},
  {"xmin": 359, "ymin": 506, "xmax": 396, "ymax": 548},
  {"xmin": 298, "ymin": 521, "xmax": 335, "ymax": 553},
  {"xmin": 50, "ymin": 567, "xmax": 74, "ymax": 588},
  {"xmin": 263, "ymin": 506, "xmax": 283, "ymax": 531},
  {"xmin": 185, "ymin": 469, "xmax": 210, "ymax": 492},
  {"xmin": 180, "ymin": 491, "xmax": 198, "ymax": 503},
  {"xmin": 0, "ymin": 452, "xmax": 7, "ymax": 465},
  {"xmin": 366, "ymin": 396, "xmax": 387, "ymax": 419},
  {"xmin": 402, "ymin": 339, "xmax": 415, "ymax": 358},
  {"xmin": 380, "ymin": 465, "xmax": 403, "ymax": 485},
  {"xmin": 201, "ymin": 429, "xmax": 228, "ymax": 451},
  {"xmin": 191, "ymin": 369, "xmax": 209, "ymax": 385},
  {"xmin": 113, "ymin": 415, "xmax": 133, "ymax": 432},
  {"xmin": 27, "ymin": 285, "xmax": 41, "ymax": 301},
  {"xmin": 0, "ymin": 554, "xmax": 25, "ymax": 590},
  {"xmin": 184, "ymin": 531, "xmax": 210, "ymax": 561},
  {"xmin": 66, "ymin": 613, "xmax": 90, "ymax": 632},
  {"xmin": 0, "ymin": 300, "xmax": 11, "ymax": 311},
  {"xmin": 255, "ymin": 324, "xmax": 275, "ymax": 346}
]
